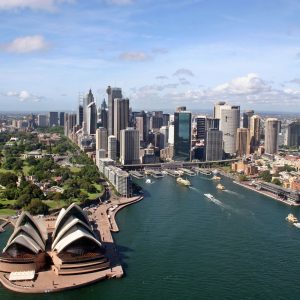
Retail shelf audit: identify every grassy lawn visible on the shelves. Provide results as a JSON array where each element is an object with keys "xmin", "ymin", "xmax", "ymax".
[
  {"xmin": 70, "ymin": 166, "xmax": 81, "ymax": 173},
  {"xmin": 22, "ymin": 165, "xmax": 31, "ymax": 176},
  {"xmin": 0, "ymin": 168, "xmax": 15, "ymax": 174},
  {"xmin": 43, "ymin": 200, "xmax": 67, "ymax": 209},
  {"xmin": 0, "ymin": 199, "xmax": 17, "ymax": 206},
  {"xmin": 0, "ymin": 208, "xmax": 16, "ymax": 216}
]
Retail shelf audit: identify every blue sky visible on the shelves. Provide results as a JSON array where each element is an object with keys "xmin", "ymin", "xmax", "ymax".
[{"xmin": 0, "ymin": 0, "xmax": 300, "ymax": 112}]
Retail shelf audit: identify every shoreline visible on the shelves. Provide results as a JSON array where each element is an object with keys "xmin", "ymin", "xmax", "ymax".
[
  {"xmin": 233, "ymin": 180, "xmax": 300, "ymax": 206},
  {"xmin": 0, "ymin": 194, "xmax": 144, "ymax": 294}
]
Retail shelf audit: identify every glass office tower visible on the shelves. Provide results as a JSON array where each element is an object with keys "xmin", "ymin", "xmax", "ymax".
[{"xmin": 174, "ymin": 111, "xmax": 191, "ymax": 161}]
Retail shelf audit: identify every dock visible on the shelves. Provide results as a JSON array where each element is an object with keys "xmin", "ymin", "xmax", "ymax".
[
  {"xmin": 145, "ymin": 169, "xmax": 164, "ymax": 178},
  {"xmin": 195, "ymin": 168, "xmax": 212, "ymax": 176},
  {"xmin": 178, "ymin": 168, "xmax": 196, "ymax": 176},
  {"xmin": 164, "ymin": 169, "xmax": 180, "ymax": 177},
  {"xmin": 129, "ymin": 170, "xmax": 144, "ymax": 179},
  {"xmin": 0, "ymin": 220, "xmax": 12, "ymax": 233}
]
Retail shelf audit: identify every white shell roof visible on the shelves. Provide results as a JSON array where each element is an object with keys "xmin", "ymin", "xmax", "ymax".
[
  {"xmin": 51, "ymin": 217, "xmax": 94, "ymax": 250},
  {"xmin": 3, "ymin": 234, "xmax": 43, "ymax": 254},
  {"xmin": 53, "ymin": 226, "xmax": 102, "ymax": 254}
]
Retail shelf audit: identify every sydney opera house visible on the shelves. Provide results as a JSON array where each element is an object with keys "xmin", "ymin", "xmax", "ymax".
[{"xmin": 0, "ymin": 203, "xmax": 110, "ymax": 285}]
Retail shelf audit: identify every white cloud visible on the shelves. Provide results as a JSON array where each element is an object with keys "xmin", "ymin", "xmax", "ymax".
[
  {"xmin": 119, "ymin": 51, "xmax": 151, "ymax": 61},
  {"xmin": 156, "ymin": 75, "xmax": 168, "ymax": 80},
  {"xmin": 2, "ymin": 35, "xmax": 49, "ymax": 53},
  {"xmin": 289, "ymin": 78, "xmax": 300, "ymax": 85},
  {"xmin": 0, "ymin": 0, "xmax": 73, "ymax": 11},
  {"xmin": 5, "ymin": 90, "xmax": 43, "ymax": 102},
  {"xmin": 213, "ymin": 73, "xmax": 271, "ymax": 95},
  {"xmin": 173, "ymin": 68, "xmax": 194, "ymax": 77},
  {"xmin": 106, "ymin": 0, "xmax": 134, "ymax": 5}
]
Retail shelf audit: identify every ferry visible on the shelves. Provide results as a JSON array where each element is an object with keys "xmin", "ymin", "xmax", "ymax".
[
  {"xmin": 176, "ymin": 177, "xmax": 191, "ymax": 187},
  {"xmin": 212, "ymin": 175, "xmax": 221, "ymax": 180},
  {"xmin": 286, "ymin": 213, "xmax": 298, "ymax": 223},
  {"xmin": 204, "ymin": 193, "xmax": 215, "ymax": 200},
  {"xmin": 216, "ymin": 184, "xmax": 225, "ymax": 190}
]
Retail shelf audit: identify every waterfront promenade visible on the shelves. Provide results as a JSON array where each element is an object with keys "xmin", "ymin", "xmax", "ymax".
[
  {"xmin": 233, "ymin": 180, "xmax": 300, "ymax": 206},
  {"xmin": 0, "ymin": 195, "xmax": 143, "ymax": 294}
]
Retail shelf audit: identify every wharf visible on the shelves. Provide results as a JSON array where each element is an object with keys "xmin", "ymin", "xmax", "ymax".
[
  {"xmin": 164, "ymin": 169, "xmax": 180, "ymax": 177},
  {"xmin": 234, "ymin": 181, "xmax": 300, "ymax": 206},
  {"xmin": 196, "ymin": 168, "xmax": 212, "ymax": 176},
  {"xmin": 179, "ymin": 168, "xmax": 196, "ymax": 176},
  {"xmin": 129, "ymin": 171, "xmax": 144, "ymax": 179}
]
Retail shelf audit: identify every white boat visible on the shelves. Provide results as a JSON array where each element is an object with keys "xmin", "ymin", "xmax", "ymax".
[
  {"xmin": 286, "ymin": 213, "xmax": 298, "ymax": 223},
  {"xmin": 145, "ymin": 179, "xmax": 152, "ymax": 184},
  {"xmin": 216, "ymin": 184, "xmax": 225, "ymax": 190},
  {"xmin": 204, "ymin": 193, "xmax": 215, "ymax": 200},
  {"xmin": 176, "ymin": 177, "xmax": 191, "ymax": 187},
  {"xmin": 293, "ymin": 223, "xmax": 300, "ymax": 228}
]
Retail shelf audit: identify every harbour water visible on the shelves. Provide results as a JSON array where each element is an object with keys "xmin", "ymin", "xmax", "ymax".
[{"xmin": 1, "ymin": 175, "xmax": 300, "ymax": 299}]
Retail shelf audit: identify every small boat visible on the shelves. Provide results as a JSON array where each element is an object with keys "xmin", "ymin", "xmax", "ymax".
[
  {"xmin": 212, "ymin": 175, "xmax": 221, "ymax": 180},
  {"xmin": 204, "ymin": 193, "xmax": 215, "ymax": 200},
  {"xmin": 176, "ymin": 177, "xmax": 191, "ymax": 187},
  {"xmin": 216, "ymin": 183, "xmax": 225, "ymax": 190},
  {"xmin": 145, "ymin": 179, "xmax": 152, "ymax": 184},
  {"xmin": 286, "ymin": 213, "xmax": 298, "ymax": 223}
]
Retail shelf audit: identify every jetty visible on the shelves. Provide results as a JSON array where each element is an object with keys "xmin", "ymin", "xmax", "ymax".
[
  {"xmin": 164, "ymin": 169, "xmax": 180, "ymax": 177},
  {"xmin": 129, "ymin": 170, "xmax": 144, "ymax": 179},
  {"xmin": 179, "ymin": 168, "xmax": 196, "ymax": 176}
]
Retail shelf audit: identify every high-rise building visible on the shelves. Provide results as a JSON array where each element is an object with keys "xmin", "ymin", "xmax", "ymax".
[
  {"xmin": 135, "ymin": 116, "xmax": 145, "ymax": 142},
  {"xmin": 113, "ymin": 98, "xmax": 129, "ymax": 155},
  {"xmin": 108, "ymin": 135, "xmax": 117, "ymax": 161},
  {"xmin": 96, "ymin": 127, "xmax": 108, "ymax": 152},
  {"xmin": 249, "ymin": 115, "xmax": 261, "ymax": 153},
  {"xmin": 213, "ymin": 101, "xmax": 226, "ymax": 119},
  {"xmin": 87, "ymin": 101, "xmax": 97, "ymax": 135},
  {"xmin": 59, "ymin": 112, "xmax": 65, "ymax": 126},
  {"xmin": 83, "ymin": 89, "xmax": 94, "ymax": 125},
  {"xmin": 37, "ymin": 114, "xmax": 47, "ymax": 127},
  {"xmin": 236, "ymin": 128, "xmax": 250, "ymax": 157},
  {"xmin": 64, "ymin": 113, "xmax": 77, "ymax": 137},
  {"xmin": 264, "ymin": 118, "xmax": 279, "ymax": 155},
  {"xmin": 286, "ymin": 121, "xmax": 300, "ymax": 148},
  {"xmin": 49, "ymin": 112, "xmax": 59, "ymax": 127},
  {"xmin": 159, "ymin": 126, "xmax": 169, "ymax": 149},
  {"xmin": 219, "ymin": 105, "xmax": 240, "ymax": 155},
  {"xmin": 77, "ymin": 104, "xmax": 84, "ymax": 127},
  {"xmin": 107, "ymin": 86, "xmax": 122, "ymax": 136},
  {"xmin": 99, "ymin": 99, "xmax": 108, "ymax": 129},
  {"xmin": 195, "ymin": 116, "xmax": 207, "ymax": 140},
  {"xmin": 163, "ymin": 114, "xmax": 170, "ymax": 126},
  {"xmin": 120, "ymin": 128, "xmax": 140, "ymax": 165},
  {"xmin": 205, "ymin": 129, "xmax": 223, "ymax": 161},
  {"xmin": 150, "ymin": 116, "xmax": 163, "ymax": 130},
  {"xmin": 174, "ymin": 111, "xmax": 191, "ymax": 161},
  {"xmin": 243, "ymin": 110, "xmax": 254, "ymax": 129}
]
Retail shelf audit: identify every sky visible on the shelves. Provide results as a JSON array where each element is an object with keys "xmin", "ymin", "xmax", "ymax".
[{"xmin": 0, "ymin": 0, "xmax": 300, "ymax": 112}]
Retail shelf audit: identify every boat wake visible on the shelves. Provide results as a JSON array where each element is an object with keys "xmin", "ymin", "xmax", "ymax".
[
  {"xmin": 224, "ymin": 190, "xmax": 240, "ymax": 196},
  {"xmin": 293, "ymin": 223, "xmax": 300, "ymax": 228}
]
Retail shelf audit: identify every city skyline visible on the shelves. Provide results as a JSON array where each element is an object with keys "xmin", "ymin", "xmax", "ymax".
[{"xmin": 0, "ymin": 0, "xmax": 300, "ymax": 112}]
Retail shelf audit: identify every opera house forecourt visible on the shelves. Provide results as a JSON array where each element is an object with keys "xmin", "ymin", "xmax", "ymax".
[{"xmin": 0, "ymin": 203, "xmax": 127, "ymax": 293}]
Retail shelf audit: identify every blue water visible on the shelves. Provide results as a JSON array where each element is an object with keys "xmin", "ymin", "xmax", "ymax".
[{"xmin": 1, "ymin": 175, "xmax": 300, "ymax": 299}]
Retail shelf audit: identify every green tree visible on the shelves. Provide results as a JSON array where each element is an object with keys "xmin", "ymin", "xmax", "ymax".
[
  {"xmin": 25, "ymin": 199, "xmax": 49, "ymax": 215},
  {"xmin": 259, "ymin": 170, "xmax": 272, "ymax": 182},
  {"xmin": 272, "ymin": 178, "xmax": 282, "ymax": 186}
]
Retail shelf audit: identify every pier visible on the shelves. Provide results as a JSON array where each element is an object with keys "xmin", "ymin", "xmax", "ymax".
[
  {"xmin": 129, "ymin": 170, "xmax": 144, "ymax": 179},
  {"xmin": 179, "ymin": 168, "xmax": 196, "ymax": 176}
]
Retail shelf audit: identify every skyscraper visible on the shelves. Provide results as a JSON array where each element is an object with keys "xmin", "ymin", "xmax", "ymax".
[
  {"xmin": 205, "ymin": 129, "xmax": 223, "ymax": 161},
  {"xmin": 159, "ymin": 126, "xmax": 169, "ymax": 149},
  {"xmin": 37, "ymin": 114, "xmax": 47, "ymax": 127},
  {"xmin": 236, "ymin": 128, "xmax": 250, "ymax": 157},
  {"xmin": 286, "ymin": 121, "xmax": 300, "ymax": 148},
  {"xmin": 249, "ymin": 115, "xmax": 261, "ymax": 153},
  {"xmin": 107, "ymin": 86, "xmax": 122, "ymax": 136},
  {"xmin": 96, "ymin": 127, "xmax": 108, "ymax": 152},
  {"xmin": 195, "ymin": 116, "xmax": 207, "ymax": 140},
  {"xmin": 243, "ymin": 110, "xmax": 254, "ymax": 129},
  {"xmin": 59, "ymin": 112, "xmax": 65, "ymax": 126},
  {"xmin": 264, "ymin": 118, "xmax": 279, "ymax": 155},
  {"xmin": 108, "ymin": 135, "xmax": 117, "ymax": 161},
  {"xmin": 213, "ymin": 101, "xmax": 226, "ymax": 119},
  {"xmin": 87, "ymin": 101, "xmax": 97, "ymax": 135},
  {"xmin": 174, "ymin": 111, "xmax": 191, "ymax": 161},
  {"xmin": 49, "ymin": 112, "xmax": 59, "ymax": 127},
  {"xmin": 219, "ymin": 105, "xmax": 240, "ymax": 155},
  {"xmin": 77, "ymin": 104, "xmax": 84, "ymax": 127},
  {"xmin": 99, "ymin": 99, "xmax": 108, "ymax": 129},
  {"xmin": 83, "ymin": 89, "xmax": 94, "ymax": 125},
  {"xmin": 113, "ymin": 98, "xmax": 129, "ymax": 155},
  {"xmin": 120, "ymin": 128, "xmax": 140, "ymax": 165}
]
